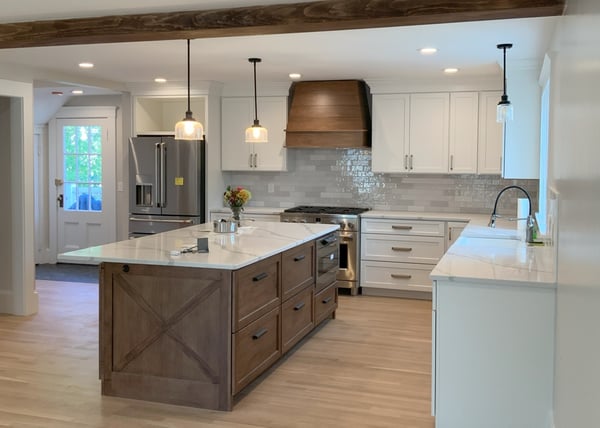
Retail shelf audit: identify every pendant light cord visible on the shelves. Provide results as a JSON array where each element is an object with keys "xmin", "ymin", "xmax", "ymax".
[
  {"xmin": 186, "ymin": 39, "xmax": 191, "ymax": 114},
  {"xmin": 502, "ymin": 46, "xmax": 507, "ymax": 97},
  {"xmin": 253, "ymin": 59, "xmax": 258, "ymax": 122}
]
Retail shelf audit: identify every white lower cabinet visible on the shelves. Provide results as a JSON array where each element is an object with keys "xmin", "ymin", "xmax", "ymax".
[
  {"xmin": 432, "ymin": 279, "xmax": 555, "ymax": 428},
  {"xmin": 360, "ymin": 218, "xmax": 445, "ymax": 295}
]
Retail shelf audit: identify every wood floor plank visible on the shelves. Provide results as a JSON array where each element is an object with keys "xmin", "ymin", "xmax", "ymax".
[{"xmin": 0, "ymin": 280, "xmax": 434, "ymax": 427}]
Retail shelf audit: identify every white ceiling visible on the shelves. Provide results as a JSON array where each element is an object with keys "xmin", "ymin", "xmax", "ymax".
[{"xmin": 0, "ymin": 1, "xmax": 558, "ymax": 91}]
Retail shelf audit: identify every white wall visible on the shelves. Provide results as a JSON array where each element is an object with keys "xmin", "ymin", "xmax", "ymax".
[{"xmin": 550, "ymin": 0, "xmax": 600, "ymax": 426}]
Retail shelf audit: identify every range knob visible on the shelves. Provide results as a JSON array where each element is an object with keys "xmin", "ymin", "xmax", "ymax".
[{"xmin": 347, "ymin": 222, "xmax": 355, "ymax": 229}]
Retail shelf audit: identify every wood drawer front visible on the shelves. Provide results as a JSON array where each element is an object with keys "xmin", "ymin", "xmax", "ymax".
[
  {"xmin": 360, "ymin": 261, "xmax": 433, "ymax": 292},
  {"xmin": 232, "ymin": 306, "xmax": 281, "ymax": 395},
  {"xmin": 233, "ymin": 254, "xmax": 281, "ymax": 331},
  {"xmin": 281, "ymin": 286, "xmax": 314, "ymax": 354},
  {"xmin": 361, "ymin": 234, "xmax": 444, "ymax": 264},
  {"xmin": 314, "ymin": 283, "xmax": 337, "ymax": 326},
  {"xmin": 362, "ymin": 219, "xmax": 445, "ymax": 236},
  {"xmin": 282, "ymin": 241, "xmax": 315, "ymax": 300}
]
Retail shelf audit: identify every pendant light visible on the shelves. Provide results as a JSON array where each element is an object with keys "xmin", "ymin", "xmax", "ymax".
[
  {"xmin": 174, "ymin": 39, "xmax": 204, "ymax": 140},
  {"xmin": 245, "ymin": 58, "xmax": 268, "ymax": 143},
  {"xmin": 496, "ymin": 43, "xmax": 514, "ymax": 123}
]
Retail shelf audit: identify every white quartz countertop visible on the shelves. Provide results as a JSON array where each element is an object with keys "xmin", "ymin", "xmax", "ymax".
[
  {"xmin": 58, "ymin": 221, "xmax": 339, "ymax": 270},
  {"xmin": 431, "ymin": 226, "xmax": 556, "ymax": 288},
  {"xmin": 362, "ymin": 210, "xmax": 489, "ymax": 223},
  {"xmin": 210, "ymin": 206, "xmax": 284, "ymax": 215}
]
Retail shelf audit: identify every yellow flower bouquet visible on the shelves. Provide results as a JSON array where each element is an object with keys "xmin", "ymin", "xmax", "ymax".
[{"xmin": 223, "ymin": 186, "xmax": 251, "ymax": 222}]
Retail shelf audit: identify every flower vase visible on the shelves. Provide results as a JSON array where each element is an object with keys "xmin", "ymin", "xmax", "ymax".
[{"xmin": 230, "ymin": 206, "xmax": 242, "ymax": 225}]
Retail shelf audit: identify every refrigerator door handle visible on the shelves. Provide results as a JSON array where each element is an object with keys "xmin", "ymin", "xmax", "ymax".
[
  {"xmin": 155, "ymin": 143, "xmax": 161, "ymax": 207},
  {"xmin": 129, "ymin": 217, "xmax": 194, "ymax": 224},
  {"xmin": 160, "ymin": 142, "xmax": 166, "ymax": 208}
]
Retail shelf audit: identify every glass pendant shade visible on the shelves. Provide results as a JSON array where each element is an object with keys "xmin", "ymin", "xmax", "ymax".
[
  {"xmin": 497, "ymin": 97, "xmax": 514, "ymax": 123},
  {"xmin": 246, "ymin": 58, "xmax": 268, "ymax": 143},
  {"xmin": 174, "ymin": 39, "xmax": 204, "ymax": 140},
  {"xmin": 175, "ymin": 112, "xmax": 204, "ymax": 140},
  {"xmin": 245, "ymin": 120, "xmax": 268, "ymax": 143}
]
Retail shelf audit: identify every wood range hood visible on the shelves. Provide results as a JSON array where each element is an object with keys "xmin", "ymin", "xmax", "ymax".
[{"xmin": 285, "ymin": 80, "xmax": 371, "ymax": 148}]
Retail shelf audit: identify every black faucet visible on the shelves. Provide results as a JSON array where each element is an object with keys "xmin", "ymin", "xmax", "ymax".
[{"xmin": 488, "ymin": 185, "xmax": 539, "ymax": 243}]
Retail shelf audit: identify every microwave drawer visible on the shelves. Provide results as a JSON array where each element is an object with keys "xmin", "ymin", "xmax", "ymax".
[{"xmin": 361, "ymin": 234, "xmax": 444, "ymax": 264}]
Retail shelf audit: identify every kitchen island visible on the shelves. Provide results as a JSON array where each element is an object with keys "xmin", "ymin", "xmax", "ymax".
[
  {"xmin": 430, "ymin": 223, "xmax": 557, "ymax": 428},
  {"xmin": 59, "ymin": 221, "xmax": 339, "ymax": 411}
]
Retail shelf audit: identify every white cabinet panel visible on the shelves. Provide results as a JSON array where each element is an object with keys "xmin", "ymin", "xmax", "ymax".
[
  {"xmin": 409, "ymin": 93, "xmax": 449, "ymax": 173},
  {"xmin": 362, "ymin": 218, "xmax": 445, "ymax": 236},
  {"xmin": 361, "ymin": 261, "xmax": 433, "ymax": 292},
  {"xmin": 361, "ymin": 234, "xmax": 445, "ymax": 264},
  {"xmin": 221, "ymin": 96, "xmax": 287, "ymax": 171},
  {"xmin": 477, "ymin": 91, "xmax": 504, "ymax": 175},
  {"xmin": 449, "ymin": 92, "xmax": 478, "ymax": 174},
  {"xmin": 371, "ymin": 94, "xmax": 410, "ymax": 173}
]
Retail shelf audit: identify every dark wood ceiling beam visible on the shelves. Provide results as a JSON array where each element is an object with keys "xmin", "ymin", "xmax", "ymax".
[{"xmin": 0, "ymin": 0, "xmax": 566, "ymax": 49}]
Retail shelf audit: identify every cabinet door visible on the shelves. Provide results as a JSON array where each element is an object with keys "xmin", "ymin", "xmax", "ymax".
[
  {"xmin": 477, "ymin": 91, "xmax": 503, "ymax": 174},
  {"xmin": 221, "ymin": 97, "xmax": 254, "ymax": 171},
  {"xmin": 371, "ymin": 94, "xmax": 410, "ymax": 173},
  {"xmin": 446, "ymin": 221, "xmax": 467, "ymax": 251},
  {"xmin": 253, "ymin": 97, "xmax": 288, "ymax": 171},
  {"xmin": 409, "ymin": 93, "xmax": 450, "ymax": 173},
  {"xmin": 449, "ymin": 92, "xmax": 478, "ymax": 174}
]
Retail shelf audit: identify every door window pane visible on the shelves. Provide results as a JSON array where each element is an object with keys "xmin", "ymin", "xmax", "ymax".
[{"xmin": 63, "ymin": 125, "xmax": 103, "ymax": 212}]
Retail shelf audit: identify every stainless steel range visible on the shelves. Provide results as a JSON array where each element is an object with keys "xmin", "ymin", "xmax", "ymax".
[{"xmin": 280, "ymin": 206, "xmax": 370, "ymax": 295}]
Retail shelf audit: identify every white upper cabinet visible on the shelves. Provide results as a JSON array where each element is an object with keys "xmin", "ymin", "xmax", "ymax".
[
  {"xmin": 448, "ymin": 92, "xmax": 479, "ymax": 174},
  {"xmin": 221, "ymin": 96, "xmax": 287, "ymax": 171},
  {"xmin": 477, "ymin": 91, "xmax": 504, "ymax": 175},
  {"xmin": 371, "ymin": 94, "xmax": 410, "ymax": 173},
  {"xmin": 409, "ymin": 93, "xmax": 450, "ymax": 173}
]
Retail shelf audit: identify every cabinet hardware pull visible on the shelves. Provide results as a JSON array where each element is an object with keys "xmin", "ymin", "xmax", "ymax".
[
  {"xmin": 410, "ymin": 154, "xmax": 414, "ymax": 170},
  {"xmin": 248, "ymin": 154, "xmax": 253, "ymax": 168},
  {"xmin": 122, "ymin": 264, "xmax": 130, "ymax": 273},
  {"xmin": 322, "ymin": 297, "xmax": 333, "ymax": 304},
  {"xmin": 450, "ymin": 155, "xmax": 454, "ymax": 171},
  {"xmin": 252, "ymin": 272, "xmax": 269, "ymax": 282},
  {"xmin": 391, "ymin": 247, "xmax": 412, "ymax": 252},
  {"xmin": 254, "ymin": 153, "xmax": 258, "ymax": 168},
  {"xmin": 391, "ymin": 225, "xmax": 412, "ymax": 230},
  {"xmin": 252, "ymin": 327, "xmax": 268, "ymax": 340},
  {"xmin": 449, "ymin": 228, "xmax": 452, "ymax": 241},
  {"xmin": 391, "ymin": 273, "xmax": 412, "ymax": 280},
  {"xmin": 294, "ymin": 254, "xmax": 306, "ymax": 262},
  {"xmin": 294, "ymin": 302, "xmax": 305, "ymax": 311}
]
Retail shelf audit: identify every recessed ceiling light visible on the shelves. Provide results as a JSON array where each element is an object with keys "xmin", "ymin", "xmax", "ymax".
[
  {"xmin": 71, "ymin": 89, "xmax": 84, "ymax": 95},
  {"xmin": 78, "ymin": 62, "xmax": 94, "ymax": 69},
  {"xmin": 420, "ymin": 47, "xmax": 438, "ymax": 55},
  {"xmin": 154, "ymin": 77, "xmax": 167, "ymax": 83},
  {"xmin": 444, "ymin": 68, "xmax": 459, "ymax": 74},
  {"xmin": 289, "ymin": 73, "xmax": 302, "ymax": 80}
]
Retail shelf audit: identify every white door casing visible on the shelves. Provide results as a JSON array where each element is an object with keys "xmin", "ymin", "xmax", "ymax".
[{"xmin": 49, "ymin": 107, "xmax": 117, "ymax": 262}]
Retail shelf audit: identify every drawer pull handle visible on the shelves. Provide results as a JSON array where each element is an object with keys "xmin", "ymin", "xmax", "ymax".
[
  {"xmin": 322, "ymin": 297, "xmax": 333, "ymax": 304},
  {"xmin": 391, "ymin": 247, "xmax": 413, "ymax": 252},
  {"xmin": 252, "ymin": 327, "xmax": 268, "ymax": 340},
  {"xmin": 391, "ymin": 273, "xmax": 412, "ymax": 280},
  {"xmin": 252, "ymin": 272, "xmax": 269, "ymax": 282},
  {"xmin": 294, "ymin": 254, "xmax": 306, "ymax": 262},
  {"xmin": 392, "ymin": 225, "xmax": 413, "ymax": 230},
  {"xmin": 294, "ymin": 302, "xmax": 305, "ymax": 311}
]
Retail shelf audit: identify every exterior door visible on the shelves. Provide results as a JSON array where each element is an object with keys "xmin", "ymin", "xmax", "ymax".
[{"xmin": 53, "ymin": 108, "xmax": 116, "ymax": 256}]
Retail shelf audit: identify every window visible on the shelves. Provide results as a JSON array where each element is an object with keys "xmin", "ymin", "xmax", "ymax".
[
  {"xmin": 537, "ymin": 60, "xmax": 551, "ymax": 235},
  {"xmin": 63, "ymin": 125, "xmax": 103, "ymax": 212}
]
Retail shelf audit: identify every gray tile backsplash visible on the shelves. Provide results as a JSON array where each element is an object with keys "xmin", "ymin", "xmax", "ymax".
[{"xmin": 224, "ymin": 148, "xmax": 538, "ymax": 216}]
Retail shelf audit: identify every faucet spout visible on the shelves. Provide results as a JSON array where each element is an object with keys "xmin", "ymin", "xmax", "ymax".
[{"xmin": 489, "ymin": 185, "xmax": 538, "ymax": 242}]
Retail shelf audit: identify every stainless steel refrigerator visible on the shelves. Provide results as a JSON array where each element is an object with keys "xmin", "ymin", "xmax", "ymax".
[{"xmin": 129, "ymin": 136, "xmax": 206, "ymax": 237}]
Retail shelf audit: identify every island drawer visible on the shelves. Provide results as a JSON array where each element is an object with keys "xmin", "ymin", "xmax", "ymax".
[
  {"xmin": 282, "ymin": 241, "xmax": 315, "ymax": 301},
  {"xmin": 282, "ymin": 286, "xmax": 314, "ymax": 354},
  {"xmin": 360, "ymin": 261, "xmax": 434, "ymax": 292},
  {"xmin": 233, "ymin": 254, "xmax": 281, "ymax": 331},
  {"xmin": 314, "ymin": 282, "xmax": 338, "ymax": 325},
  {"xmin": 362, "ymin": 218, "xmax": 445, "ymax": 237},
  {"xmin": 361, "ymin": 234, "xmax": 445, "ymax": 264},
  {"xmin": 232, "ymin": 306, "xmax": 281, "ymax": 395}
]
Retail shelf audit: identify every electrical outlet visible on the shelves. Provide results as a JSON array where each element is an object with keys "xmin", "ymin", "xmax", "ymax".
[{"xmin": 268, "ymin": 183, "xmax": 275, "ymax": 193}]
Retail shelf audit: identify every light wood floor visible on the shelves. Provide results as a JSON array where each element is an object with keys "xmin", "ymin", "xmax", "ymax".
[{"xmin": 0, "ymin": 281, "xmax": 435, "ymax": 427}]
